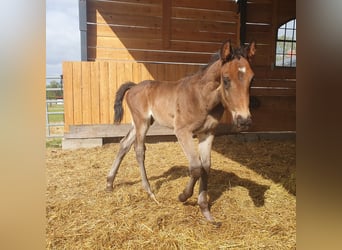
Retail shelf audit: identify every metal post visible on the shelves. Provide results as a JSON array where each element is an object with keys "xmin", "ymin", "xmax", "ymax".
[{"xmin": 79, "ymin": 0, "xmax": 87, "ymax": 61}]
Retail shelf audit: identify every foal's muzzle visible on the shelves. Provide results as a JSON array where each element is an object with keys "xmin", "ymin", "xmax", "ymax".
[{"xmin": 235, "ymin": 115, "xmax": 252, "ymax": 131}]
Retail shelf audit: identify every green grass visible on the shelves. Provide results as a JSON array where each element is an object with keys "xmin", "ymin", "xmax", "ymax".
[
  {"xmin": 47, "ymin": 103, "xmax": 64, "ymax": 123},
  {"xmin": 47, "ymin": 104, "xmax": 64, "ymax": 112},
  {"xmin": 48, "ymin": 114, "xmax": 64, "ymax": 123},
  {"xmin": 46, "ymin": 138, "xmax": 62, "ymax": 148}
]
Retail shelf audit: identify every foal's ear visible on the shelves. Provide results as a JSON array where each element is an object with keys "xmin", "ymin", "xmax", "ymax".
[
  {"xmin": 220, "ymin": 40, "xmax": 233, "ymax": 62},
  {"xmin": 246, "ymin": 41, "xmax": 256, "ymax": 61}
]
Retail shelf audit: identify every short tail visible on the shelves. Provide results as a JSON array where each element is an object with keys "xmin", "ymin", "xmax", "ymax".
[{"xmin": 114, "ymin": 81, "xmax": 136, "ymax": 124}]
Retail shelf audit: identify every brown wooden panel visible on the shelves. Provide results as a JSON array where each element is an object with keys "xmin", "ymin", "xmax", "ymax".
[
  {"xmin": 247, "ymin": 0, "xmax": 272, "ymax": 3},
  {"xmin": 88, "ymin": 11, "xmax": 162, "ymax": 28},
  {"xmin": 72, "ymin": 63, "xmax": 82, "ymax": 125},
  {"xmin": 132, "ymin": 62, "xmax": 143, "ymax": 83},
  {"xmin": 252, "ymin": 79, "xmax": 296, "ymax": 88},
  {"xmin": 90, "ymin": 62, "xmax": 100, "ymax": 124},
  {"xmin": 81, "ymin": 62, "xmax": 92, "ymax": 124},
  {"xmin": 87, "ymin": 24, "xmax": 161, "ymax": 40},
  {"xmin": 63, "ymin": 62, "xmax": 74, "ymax": 132},
  {"xmin": 88, "ymin": 36, "xmax": 222, "ymax": 54},
  {"xmin": 172, "ymin": 29, "xmax": 237, "ymax": 44},
  {"xmin": 174, "ymin": 0, "xmax": 238, "ymax": 12},
  {"xmin": 246, "ymin": 3, "xmax": 273, "ymax": 24},
  {"xmin": 246, "ymin": 23, "xmax": 272, "ymax": 33},
  {"xmin": 277, "ymin": 0, "xmax": 296, "ymax": 26},
  {"xmin": 87, "ymin": 1, "xmax": 162, "ymax": 18},
  {"xmin": 172, "ymin": 7, "xmax": 238, "ymax": 23},
  {"xmin": 172, "ymin": 18, "xmax": 238, "ymax": 34},
  {"xmin": 99, "ymin": 62, "xmax": 110, "ymax": 124},
  {"xmin": 245, "ymin": 31, "xmax": 272, "ymax": 45},
  {"xmin": 108, "ymin": 62, "xmax": 117, "ymax": 124},
  {"xmin": 248, "ymin": 96, "xmax": 296, "ymax": 131},
  {"xmin": 91, "ymin": 0, "xmax": 162, "ymax": 4},
  {"xmin": 88, "ymin": 47, "xmax": 212, "ymax": 64},
  {"xmin": 250, "ymin": 87, "xmax": 296, "ymax": 96}
]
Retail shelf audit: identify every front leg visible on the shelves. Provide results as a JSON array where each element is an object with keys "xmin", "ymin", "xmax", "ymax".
[
  {"xmin": 175, "ymin": 128, "xmax": 202, "ymax": 203},
  {"xmin": 197, "ymin": 133, "xmax": 217, "ymax": 223}
]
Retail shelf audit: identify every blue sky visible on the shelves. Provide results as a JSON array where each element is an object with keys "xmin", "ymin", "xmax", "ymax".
[{"xmin": 46, "ymin": 0, "xmax": 80, "ymax": 76}]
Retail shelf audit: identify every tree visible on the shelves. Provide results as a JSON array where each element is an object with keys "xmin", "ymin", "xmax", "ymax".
[{"xmin": 46, "ymin": 80, "xmax": 63, "ymax": 100}]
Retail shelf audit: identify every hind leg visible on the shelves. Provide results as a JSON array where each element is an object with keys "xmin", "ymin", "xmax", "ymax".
[
  {"xmin": 106, "ymin": 127, "xmax": 136, "ymax": 191},
  {"xmin": 134, "ymin": 120, "xmax": 159, "ymax": 203}
]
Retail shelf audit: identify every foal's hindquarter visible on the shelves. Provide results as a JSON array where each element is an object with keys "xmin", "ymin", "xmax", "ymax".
[{"xmin": 107, "ymin": 61, "xmax": 224, "ymax": 222}]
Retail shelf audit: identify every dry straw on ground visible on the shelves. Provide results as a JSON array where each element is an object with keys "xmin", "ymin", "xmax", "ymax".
[{"xmin": 46, "ymin": 135, "xmax": 296, "ymax": 249}]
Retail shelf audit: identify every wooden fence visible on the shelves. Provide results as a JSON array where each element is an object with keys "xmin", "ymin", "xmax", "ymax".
[{"xmin": 63, "ymin": 61, "xmax": 295, "ymax": 135}]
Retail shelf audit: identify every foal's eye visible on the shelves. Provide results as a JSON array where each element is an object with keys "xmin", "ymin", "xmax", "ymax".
[{"xmin": 223, "ymin": 76, "xmax": 231, "ymax": 89}]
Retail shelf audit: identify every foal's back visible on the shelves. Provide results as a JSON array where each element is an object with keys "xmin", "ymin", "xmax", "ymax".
[{"xmin": 125, "ymin": 79, "xmax": 181, "ymax": 128}]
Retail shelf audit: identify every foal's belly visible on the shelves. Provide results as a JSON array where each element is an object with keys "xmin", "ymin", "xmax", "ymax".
[{"xmin": 150, "ymin": 107, "xmax": 175, "ymax": 129}]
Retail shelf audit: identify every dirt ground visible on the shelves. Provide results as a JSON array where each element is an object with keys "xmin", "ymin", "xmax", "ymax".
[{"xmin": 46, "ymin": 135, "xmax": 296, "ymax": 249}]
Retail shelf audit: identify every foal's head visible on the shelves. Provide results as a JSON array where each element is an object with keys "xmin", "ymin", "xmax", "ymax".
[{"xmin": 218, "ymin": 40, "xmax": 256, "ymax": 131}]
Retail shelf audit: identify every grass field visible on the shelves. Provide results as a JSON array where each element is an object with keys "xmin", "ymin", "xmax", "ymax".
[
  {"xmin": 47, "ymin": 103, "xmax": 64, "ymax": 123},
  {"xmin": 46, "ymin": 103, "xmax": 64, "ymax": 138}
]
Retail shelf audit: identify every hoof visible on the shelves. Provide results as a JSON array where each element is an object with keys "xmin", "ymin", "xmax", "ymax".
[
  {"xmin": 211, "ymin": 221, "xmax": 222, "ymax": 228},
  {"xmin": 178, "ymin": 193, "xmax": 187, "ymax": 202},
  {"xmin": 106, "ymin": 185, "xmax": 113, "ymax": 192},
  {"xmin": 150, "ymin": 193, "xmax": 160, "ymax": 205}
]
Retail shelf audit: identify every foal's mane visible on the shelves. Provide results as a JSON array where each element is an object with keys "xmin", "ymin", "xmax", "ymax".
[{"xmin": 199, "ymin": 46, "xmax": 249, "ymax": 74}]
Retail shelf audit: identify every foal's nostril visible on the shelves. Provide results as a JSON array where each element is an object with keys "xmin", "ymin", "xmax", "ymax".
[
  {"xmin": 236, "ymin": 115, "xmax": 252, "ymax": 127},
  {"xmin": 246, "ymin": 116, "xmax": 252, "ymax": 125},
  {"xmin": 236, "ymin": 115, "xmax": 243, "ymax": 125}
]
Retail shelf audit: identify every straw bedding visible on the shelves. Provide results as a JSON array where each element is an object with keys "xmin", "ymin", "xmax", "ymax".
[{"xmin": 46, "ymin": 135, "xmax": 296, "ymax": 249}]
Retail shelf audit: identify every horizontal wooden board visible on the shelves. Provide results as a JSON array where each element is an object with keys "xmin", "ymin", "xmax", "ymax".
[
  {"xmin": 65, "ymin": 123, "xmax": 175, "ymax": 139},
  {"xmin": 246, "ymin": 3, "xmax": 273, "ymax": 24},
  {"xmin": 245, "ymin": 31, "xmax": 272, "ymax": 45},
  {"xmin": 173, "ymin": 0, "xmax": 238, "ymax": 12},
  {"xmin": 246, "ymin": 23, "xmax": 272, "ymax": 33},
  {"xmin": 252, "ymin": 79, "xmax": 296, "ymax": 88},
  {"xmin": 250, "ymin": 87, "xmax": 295, "ymax": 96},
  {"xmin": 90, "ymin": 0, "xmax": 162, "ymax": 4},
  {"xmin": 252, "ymin": 66, "xmax": 296, "ymax": 80},
  {"xmin": 247, "ymin": 0, "xmax": 273, "ymax": 3},
  {"xmin": 87, "ymin": 1, "xmax": 162, "ymax": 18},
  {"xmin": 88, "ymin": 24, "xmax": 161, "ymax": 40},
  {"xmin": 172, "ymin": 29, "xmax": 237, "ymax": 44},
  {"xmin": 87, "ymin": 47, "xmax": 212, "ymax": 64},
  {"xmin": 87, "ymin": 36, "xmax": 223, "ymax": 54},
  {"xmin": 88, "ymin": 11, "xmax": 162, "ymax": 28},
  {"xmin": 172, "ymin": 18, "xmax": 238, "ymax": 34},
  {"xmin": 172, "ymin": 7, "xmax": 238, "ymax": 23}
]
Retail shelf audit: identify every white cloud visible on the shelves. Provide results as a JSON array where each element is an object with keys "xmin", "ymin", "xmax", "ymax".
[{"xmin": 46, "ymin": 0, "xmax": 80, "ymax": 76}]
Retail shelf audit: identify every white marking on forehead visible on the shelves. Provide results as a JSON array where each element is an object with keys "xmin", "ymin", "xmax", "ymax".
[{"xmin": 238, "ymin": 67, "xmax": 246, "ymax": 73}]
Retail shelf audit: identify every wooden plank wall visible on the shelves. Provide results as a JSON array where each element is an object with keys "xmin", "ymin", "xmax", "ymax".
[
  {"xmin": 63, "ymin": 0, "xmax": 296, "ymax": 135},
  {"xmin": 86, "ymin": 0, "xmax": 240, "ymax": 64},
  {"xmin": 244, "ymin": 0, "xmax": 296, "ymax": 131},
  {"xmin": 63, "ymin": 61, "xmax": 206, "ymax": 132}
]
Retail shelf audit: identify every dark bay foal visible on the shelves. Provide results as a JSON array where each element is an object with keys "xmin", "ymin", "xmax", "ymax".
[{"xmin": 106, "ymin": 40, "xmax": 256, "ymax": 223}]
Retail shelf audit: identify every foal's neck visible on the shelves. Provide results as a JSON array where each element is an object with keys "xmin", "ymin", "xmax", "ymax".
[
  {"xmin": 198, "ymin": 60, "xmax": 222, "ymax": 110},
  {"xmin": 201, "ymin": 60, "xmax": 221, "ymax": 84}
]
